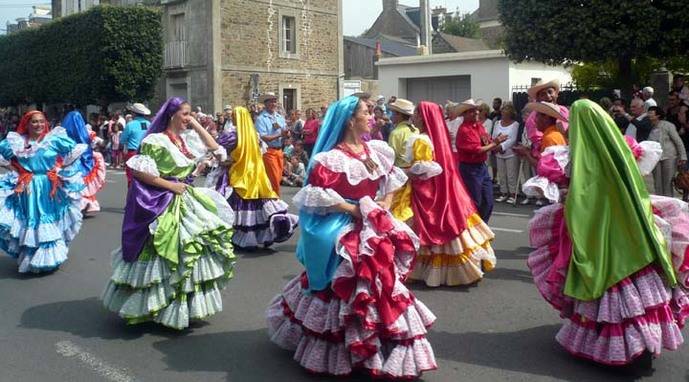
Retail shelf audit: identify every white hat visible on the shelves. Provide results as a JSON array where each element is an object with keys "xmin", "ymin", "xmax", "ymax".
[
  {"xmin": 528, "ymin": 79, "xmax": 561, "ymax": 100},
  {"xmin": 127, "ymin": 103, "xmax": 151, "ymax": 116},
  {"xmin": 388, "ymin": 98, "xmax": 415, "ymax": 116},
  {"xmin": 223, "ymin": 104, "xmax": 232, "ymax": 111},
  {"xmin": 377, "ymin": 95, "xmax": 385, "ymax": 101},
  {"xmin": 259, "ymin": 92, "xmax": 278, "ymax": 103},
  {"xmin": 455, "ymin": 99, "xmax": 480, "ymax": 115},
  {"xmin": 526, "ymin": 101, "xmax": 568, "ymax": 122}
]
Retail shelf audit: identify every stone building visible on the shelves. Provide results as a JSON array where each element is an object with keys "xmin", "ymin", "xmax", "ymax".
[
  {"xmin": 470, "ymin": 0, "xmax": 503, "ymax": 48},
  {"xmin": 161, "ymin": 0, "xmax": 343, "ymax": 114}
]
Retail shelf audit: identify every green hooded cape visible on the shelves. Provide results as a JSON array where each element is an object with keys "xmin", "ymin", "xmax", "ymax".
[{"xmin": 563, "ymin": 99, "xmax": 676, "ymax": 301}]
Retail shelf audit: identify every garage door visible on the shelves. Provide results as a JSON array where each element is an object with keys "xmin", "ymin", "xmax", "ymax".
[{"xmin": 406, "ymin": 75, "xmax": 471, "ymax": 105}]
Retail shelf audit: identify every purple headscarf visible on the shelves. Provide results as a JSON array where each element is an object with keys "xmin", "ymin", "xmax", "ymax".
[{"xmin": 145, "ymin": 97, "xmax": 189, "ymax": 139}]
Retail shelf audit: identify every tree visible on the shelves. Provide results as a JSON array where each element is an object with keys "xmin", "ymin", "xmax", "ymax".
[
  {"xmin": 498, "ymin": 0, "xmax": 689, "ymax": 95},
  {"xmin": 0, "ymin": 5, "xmax": 162, "ymax": 107},
  {"xmin": 441, "ymin": 12, "xmax": 481, "ymax": 39}
]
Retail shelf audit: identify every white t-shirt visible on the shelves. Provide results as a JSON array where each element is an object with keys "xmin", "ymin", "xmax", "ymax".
[
  {"xmin": 482, "ymin": 118, "xmax": 494, "ymax": 136},
  {"xmin": 492, "ymin": 120, "xmax": 520, "ymax": 158},
  {"xmin": 445, "ymin": 116, "xmax": 463, "ymax": 153}
]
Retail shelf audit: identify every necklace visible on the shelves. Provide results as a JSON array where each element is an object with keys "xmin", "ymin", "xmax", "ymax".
[
  {"xmin": 337, "ymin": 142, "xmax": 379, "ymax": 174},
  {"xmin": 164, "ymin": 129, "xmax": 195, "ymax": 160}
]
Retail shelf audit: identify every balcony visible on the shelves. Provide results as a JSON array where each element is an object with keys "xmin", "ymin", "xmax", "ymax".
[{"xmin": 164, "ymin": 40, "xmax": 188, "ymax": 69}]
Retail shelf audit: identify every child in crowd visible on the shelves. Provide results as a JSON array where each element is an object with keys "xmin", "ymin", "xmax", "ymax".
[{"xmin": 281, "ymin": 155, "xmax": 306, "ymax": 187}]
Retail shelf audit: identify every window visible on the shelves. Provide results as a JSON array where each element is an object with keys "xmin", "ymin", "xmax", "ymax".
[
  {"xmin": 171, "ymin": 13, "xmax": 185, "ymax": 42},
  {"xmin": 282, "ymin": 89, "xmax": 297, "ymax": 113},
  {"xmin": 282, "ymin": 16, "xmax": 297, "ymax": 55}
]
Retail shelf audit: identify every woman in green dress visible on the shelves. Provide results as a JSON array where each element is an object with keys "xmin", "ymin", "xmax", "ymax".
[{"xmin": 102, "ymin": 97, "xmax": 235, "ymax": 329}]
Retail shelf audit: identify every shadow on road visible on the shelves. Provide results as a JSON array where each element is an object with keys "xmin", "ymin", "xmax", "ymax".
[
  {"xmin": 494, "ymin": 248, "xmax": 532, "ymax": 260},
  {"xmin": 100, "ymin": 207, "xmax": 125, "ymax": 215},
  {"xmin": 0, "ymin": 256, "xmax": 60, "ymax": 280},
  {"xmin": 485, "ymin": 267, "xmax": 534, "ymax": 284},
  {"xmin": 430, "ymin": 325, "xmax": 653, "ymax": 381},
  {"xmin": 152, "ymin": 329, "xmax": 387, "ymax": 382},
  {"xmin": 19, "ymin": 297, "xmax": 190, "ymax": 340}
]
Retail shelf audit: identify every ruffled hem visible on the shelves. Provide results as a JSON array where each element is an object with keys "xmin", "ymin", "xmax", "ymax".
[
  {"xmin": 410, "ymin": 249, "xmax": 495, "ymax": 287},
  {"xmin": 82, "ymin": 152, "xmax": 106, "ymax": 199},
  {"xmin": 527, "ymin": 201, "xmax": 689, "ymax": 364},
  {"xmin": 14, "ymin": 241, "xmax": 68, "ymax": 273},
  {"xmin": 228, "ymin": 193, "xmax": 298, "ymax": 248},
  {"xmin": 102, "ymin": 250, "xmax": 234, "ymax": 330},
  {"xmin": 266, "ymin": 275, "xmax": 437, "ymax": 378}
]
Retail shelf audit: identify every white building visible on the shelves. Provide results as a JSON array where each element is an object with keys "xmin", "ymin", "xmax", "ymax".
[{"xmin": 377, "ymin": 50, "xmax": 572, "ymax": 104}]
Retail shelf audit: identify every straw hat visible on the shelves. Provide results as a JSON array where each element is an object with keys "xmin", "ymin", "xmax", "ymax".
[
  {"xmin": 528, "ymin": 79, "xmax": 561, "ymax": 100},
  {"xmin": 526, "ymin": 101, "xmax": 568, "ymax": 122},
  {"xmin": 388, "ymin": 98, "xmax": 415, "ymax": 116},
  {"xmin": 456, "ymin": 99, "xmax": 479, "ymax": 115},
  {"xmin": 259, "ymin": 92, "xmax": 278, "ymax": 103},
  {"xmin": 127, "ymin": 103, "xmax": 151, "ymax": 116}
]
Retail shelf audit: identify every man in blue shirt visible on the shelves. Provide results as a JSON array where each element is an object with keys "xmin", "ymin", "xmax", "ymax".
[
  {"xmin": 122, "ymin": 103, "xmax": 151, "ymax": 185},
  {"xmin": 255, "ymin": 92, "xmax": 288, "ymax": 195}
]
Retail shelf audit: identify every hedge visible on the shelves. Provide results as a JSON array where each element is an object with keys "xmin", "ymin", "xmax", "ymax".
[{"xmin": 0, "ymin": 5, "xmax": 162, "ymax": 107}]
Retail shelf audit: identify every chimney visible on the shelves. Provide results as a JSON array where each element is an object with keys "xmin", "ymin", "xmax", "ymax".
[
  {"xmin": 419, "ymin": 0, "xmax": 432, "ymax": 54},
  {"xmin": 383, "ymin": 0, "xmax": 398, "ymax": 11}
]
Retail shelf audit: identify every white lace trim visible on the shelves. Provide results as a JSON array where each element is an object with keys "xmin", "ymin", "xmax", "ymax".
[
  {"xmin": 382, "ymin": 166, "xmax": 409, "ymax": 195},
  {"xmin": 312, "ymin": 142, "xmax": 392, "ymax": 185},
  {"xmin": 522, "ymin": 176, "xmax": 560, "ymax": 203},
  {"xmin": 542, "ymin": 145, "xmax": 570, "ymax": 172},
  {"xmin": 4, "ymin": 127, "xmax": 71, "ymax": 158},
  {"xmin": 62, "ymin": 143, "xmax": 88, "ymax": 166},
  {"xmin": 638, "ymin": 141, "xmax": 662, "ymax": 176},
  {"xmin": 409, "ymin": 161, "xmax": 442, "ymax": 180},
  {"xmin": 141, "ymin": 132, "xmax": 206, "ymax": 168},
  {"xmin": 404, "ymin": 134, "xmax": 434, "ymax": 164},
  {"xmin": 212, "ymin": 146, "xmax": 227, "ymax": 162},
  {"xmin": 180, "ymin": 129, "xmax": 208, "ymax": 160},
  {"xmin": 126, "ymin": 154, "xmax": 160, "ymax": 177},
  {"xmin": 293, "ymin": 186, "xmax": 346, "ymax": 213}
]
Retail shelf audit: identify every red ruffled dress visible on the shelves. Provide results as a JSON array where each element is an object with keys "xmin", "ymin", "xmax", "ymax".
[
  {"xmin": 525, "ymin": 140, "xmax": 689, "ymax": 365},
  {"xmin": 81, "ymin": 131, "xmax": 106, "ymax": 215},
  {"xmin": 266, "ymin": 140, "xmax": 437, "ymax": 379}
]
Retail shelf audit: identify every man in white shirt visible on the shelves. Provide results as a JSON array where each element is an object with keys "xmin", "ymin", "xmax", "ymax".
[
  {"xmin": 624, "ymin": 98, "xmax": 653, "ymax": 141},
  {"xmin": 642, "ymin": 86, "xmax": 657, "ymax": 111},
  {"xmin": 445, "ymin": 101, "xmax": 463, "ymax": 156}
]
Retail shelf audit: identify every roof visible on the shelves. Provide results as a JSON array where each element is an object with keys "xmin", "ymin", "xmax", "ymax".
[
  {"xmin": 377, "ymin": 50, "xmax": 505, "ymax": 66},
  {"xmin": 436, "ymin": 33, "xmax": 489, "ymax": 52},
  {"xmin": 344, "ymin": 36, "xmax": 418, "ymax": 57},
  {"xmin": 396, "ymin": 5, "xmax": 420, "ymax": 33}
]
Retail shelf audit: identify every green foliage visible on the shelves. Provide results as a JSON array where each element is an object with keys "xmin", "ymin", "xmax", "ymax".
[
  {"xmin": 498, "ymin": 0, "xmax": 689, "ymax": 90},
  {"xmin": 571, "ymin": 57, "xmax": 681, "ymax": 90},
  {"xmin": 0, "ymin": 5, "xmax": 162, "ymax": 106},
  {"xmin": 441, "ymin": 12, "xmax": 481, "ymax": 39}
]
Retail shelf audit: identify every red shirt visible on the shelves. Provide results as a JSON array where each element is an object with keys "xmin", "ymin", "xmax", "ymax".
[
  {"xmin": 303, "ymin": 119, "xmax": 320, "ymax": 145},
  {"xmin": 456, "ymin": 121, "xmax": 491, "ymax": 164}
]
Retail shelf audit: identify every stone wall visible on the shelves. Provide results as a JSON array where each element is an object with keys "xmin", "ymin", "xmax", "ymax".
[{"xmin": 220, "ymin": 0, "xmax": 340, "ymax": 109}]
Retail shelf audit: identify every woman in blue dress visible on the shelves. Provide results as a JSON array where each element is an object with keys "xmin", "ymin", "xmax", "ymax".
[{"xmin": 0, "ymin": 111, "xmax": 86, "ymax": 273}]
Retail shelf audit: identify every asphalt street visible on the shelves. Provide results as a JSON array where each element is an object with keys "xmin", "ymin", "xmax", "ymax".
[{"xmin": 0, "ymin": 170, "xmax": 687, "ymax": 382}]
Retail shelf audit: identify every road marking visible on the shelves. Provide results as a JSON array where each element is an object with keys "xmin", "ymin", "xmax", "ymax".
[
  {"xmin": 490, "ymin": 227, "xmax": 524, "ymax": 233},
  {"xmin": 493, "ymin": 212, "xmax": 531, "ymax": 218},
  {"xmin": 55, "ymin": 340, "xmax": 135, "ymax": 382}
]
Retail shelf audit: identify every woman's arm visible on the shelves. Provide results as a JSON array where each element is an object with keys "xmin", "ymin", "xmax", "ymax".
[
  {"xmin": 334, "ymin": 202, "xmax": 361, "ymax": 219},
  {"xmin": 188, "ymin": 118, "xmax": 219, "ymax": 152},
  {"xmin": 132, "ymin": 169, "xmax": 187, "ymax": 195}
]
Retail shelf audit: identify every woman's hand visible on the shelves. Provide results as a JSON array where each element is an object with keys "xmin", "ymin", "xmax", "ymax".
[
  {"xmin": 349, "ymin": 205, "xmax": 362, "ymax": 219},
  {"xmin": 336, "ymin": 202, "xmax": 362, "ymax": 219},
  {"xmin": 169, "ymin": 182, "xmax": 188, "ymax": 195}
]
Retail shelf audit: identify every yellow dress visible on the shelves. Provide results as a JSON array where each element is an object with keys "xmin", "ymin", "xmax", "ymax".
[{"xmin": 388, "ymin": 122, "xmax": 418, "ymax": 221}]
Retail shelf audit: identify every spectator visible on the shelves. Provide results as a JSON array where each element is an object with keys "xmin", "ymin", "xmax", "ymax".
[
  {"xmin": 492, "ymin": 102, "xmax": 521, "ymax": 203},
  {"xmin": 478, "ymin": 102, "xmax": 497, "ymax": 181},
  {"xmin": 291, "ymin": 140, "xmax": 309, "ymax": 166},
  {"xmin": 290, "ymin": 109, "xmax": 304, "ymax": 141},
  {"xmin": 647, "ymin": 106, "xmax": 687, "ymax": 196},
  {"xmin": 387, "ymin": 98, "xmax": 417, "ymax": 168},
  {"xmin": 283, "ymin": 137, "xmax": 294, "ymax": 158},
  {"xmin": 624, "ymin": 98, "xmax": 653, "ymax": 141},
  {"xmin": 125, "ymin": 114, "xmax": 134, "ymax": 124},
  {"xmin": 376, "ymin": 95, "xmax": 387, "ymax": 114},
  {"xmin": 642, "ymin": 86, "xmax": 657, "ymax": 111},
  {"xmin": 665, "ymin": 90, "xmax": 689, "ymax": 155},
  {"xmin": 611, "ymin": 98, "xmax": 630, "ymax": 133},
  {"xmin": 122, "ymin": 103, "xmax": 152, "ymax": 185},
  {"xmin": 386, "ymin": 96, "xmax": 397, "ymax": 118},
  {"xmin": 374, "ymin": 106, "xmax": 393, "ymax": 141},
  {"xmin": 598, "ymin": 97, "xmax": 613, "ymax": 113},
  {"xmin": 489, "ymin": 97, "xmax": 503, "ymax": 121},
  {"xmin": 445, "ymin": 102, "xmax": 463, "ymax": 156},
  {"xmin": 302, "ymin": 108, "xmax": 320, "ymax": 158},
  {"xmin": 281, "ymin": 155, "xmax": 306, "ymax": 187},
  {"xmin": 672, "ymin": 75, "xmax": 689, "ymax": 102},
  {"xmin": 110, "ymin": 123, "xmax": 122, "ymax": 168}
]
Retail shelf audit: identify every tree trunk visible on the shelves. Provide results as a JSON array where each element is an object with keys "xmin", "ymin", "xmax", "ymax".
[{"xmin": 618, "ymin": 55, "xmax": 633, "ymax": 101}]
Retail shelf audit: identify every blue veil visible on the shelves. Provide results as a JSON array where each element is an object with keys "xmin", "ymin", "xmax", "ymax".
[
  {"xmin": 297, "ymin": 96, "xmax": 362, "ymax": 291},
  {"xmin": 62, "ymin": 111, "xmax": 94, "ymax": 174}
]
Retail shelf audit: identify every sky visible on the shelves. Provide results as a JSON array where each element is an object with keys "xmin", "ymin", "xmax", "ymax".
[
  {"xmin": 1, "ymin": 0, "xmax": 479, "ymax": 35},
  {"xmin": 343, "ymin": 0, "xmax": 479, "ymax": 36}
]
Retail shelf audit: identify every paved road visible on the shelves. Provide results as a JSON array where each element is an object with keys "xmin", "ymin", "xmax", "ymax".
[{"xmin": 1, "ymin": 171, "xmax": 687, "ymax": 381}]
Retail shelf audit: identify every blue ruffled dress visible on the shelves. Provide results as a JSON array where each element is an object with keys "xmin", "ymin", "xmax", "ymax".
[{"xmin": 0, "ymin": 127, "xmax": 86, "ymax": 273}]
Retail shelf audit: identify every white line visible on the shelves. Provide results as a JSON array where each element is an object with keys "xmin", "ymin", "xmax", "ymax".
[
  {"xmin": 493, "ymin": 212, "xmax": 531, "ymax": 218},
  {"xmin": 55, "ymin": 340, "xmax": 135, "ymax": 382},
  {"xmin": 490, "ymin": 227, "xmax": 524, "ymax": 233}
]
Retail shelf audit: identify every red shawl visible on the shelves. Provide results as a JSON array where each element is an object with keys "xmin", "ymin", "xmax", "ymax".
[{"xmin": 412, "ymin": 102, "xmax": 479, "ymax": 246}]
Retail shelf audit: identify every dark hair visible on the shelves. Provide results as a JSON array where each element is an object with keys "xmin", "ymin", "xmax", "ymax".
[
  {"xmin": 669, "ymin": 90, "xmax": 680, "ymax": 97},
  {"xmin": 647, "ymin": 106, "xmax": 665, "ymax": 119},
  {"xmin": 493, "ymin": 97, "xmax": 502, "ymax": 103}
]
